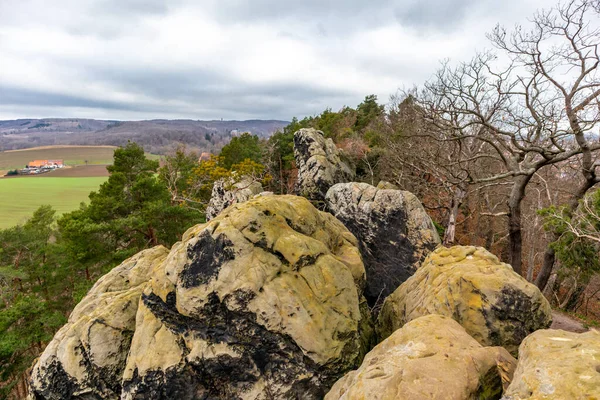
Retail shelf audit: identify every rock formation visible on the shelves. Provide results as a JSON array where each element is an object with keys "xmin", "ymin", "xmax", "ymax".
[
  {"xmin": 375, "ymin": 181, "xmax": 398, "ymax": 190},
  {"xmin": 377, "ymin": 246, "xmax": 552, "ymax": 355},
  {"xmin": 28, "ymin": 246, "xmax": 170, "ymax": 399},
  {"xmin": 294, "ymin": 128, "xmax": 354, "ymax": 201},
  {"xmin": 29, "ymin": 195, "xmax": 373, "ymax": 400},
  {"xmin": 205, "ymin": 177, "xmax": 263, "ymax": 220},
  {"xmin": 326, "ymin": 314, "xmax": 517, "ymax": 400},
  {"xmin": 503, "ymin": 329, "xmax": 600, "ymax": 399},
  {"xmin": 325, "ymin": 182, "xmax": 440, "ymax": 304}
]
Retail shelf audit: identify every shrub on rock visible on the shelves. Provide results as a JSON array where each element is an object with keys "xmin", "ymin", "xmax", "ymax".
[
  {"xmin": 377, "ymin": 246, "xmax": 552, "ymax": 355},
  {"xmin": 326, "ymin": 314, "xmax": 517, "ymax": 400}
]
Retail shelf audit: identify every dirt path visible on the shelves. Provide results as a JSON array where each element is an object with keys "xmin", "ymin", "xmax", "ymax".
[{"xmin": 550, "ymin": 311, "xmax": 588, "ymax": 333}]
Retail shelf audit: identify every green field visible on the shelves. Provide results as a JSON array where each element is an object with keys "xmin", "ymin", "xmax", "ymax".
[
  {"xmin": 0, "ymin": 177, "xmax": 107, "ymax": 228},
  {"xmin": 0, "ymin": 146, "xmax": 118, "ymax": 170},
  {"xmin": 0, "ymin": 145, "xmax": 161, "ymax": 171}
]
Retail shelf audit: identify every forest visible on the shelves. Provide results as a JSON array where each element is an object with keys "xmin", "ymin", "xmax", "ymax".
[{"xmin": 2, "ymin": 0, "xmax": 600, "ymax": 398}]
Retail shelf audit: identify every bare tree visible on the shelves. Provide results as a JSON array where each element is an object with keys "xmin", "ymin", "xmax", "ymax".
[
  {"xmin": 488, "ymin": 0, "xmax": 600, "ymax": 288},
  {"xmin": 413, "ymin": 1, "xmax": 600, "ymax": 275}
]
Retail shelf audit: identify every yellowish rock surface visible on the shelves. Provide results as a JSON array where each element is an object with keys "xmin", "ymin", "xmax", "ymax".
[
  {"xmin": 326, "ymin": 314, "xmax": 517, "ymax": 400},
  {"xmin": 29, "ymin": 246, "xmax": 169, "ymax": 399},
  {"xmin": 121, "ymin": 195, "xmax": 372, "ymax": 399},
  {"xmin": 503, "ymin": 329, "xmax": 600, "ymax": 399},
  {"xmin": 377, "ymin": 246, "xmax": 552, "ymax": 355}
]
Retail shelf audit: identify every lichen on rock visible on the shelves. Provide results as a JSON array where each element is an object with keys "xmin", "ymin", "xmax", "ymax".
[
  {"xmin": 503, "ymin": 329, "xmax": 600, "ymax": 399},
  {"xmin": 28, "ymin": 246, "xmax": 169, "ymax": 400},
  {"xmin": 326, "ymin": 314, "xmax": 517, "ymax": 400},
  {"xmin": 325, "ymin": 182, "xmax": 440, "ymax": 304},
  {"xmin": 376, "ymin": 246, "xmax": 552, "ymax": 355},
  {"xmin": 206, "ymin": 177, "xmax": 263, "ymax": 221},
  {"xmin": 29, "ymin": 195, "xmax": 373, "ymax": 400},
  {"xmin": 294, "ymin": 128, "xmax": 355, "ymax": 201}
]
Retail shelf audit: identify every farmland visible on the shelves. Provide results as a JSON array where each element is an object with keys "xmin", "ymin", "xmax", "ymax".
[
  {"xmin": 0, "ymin": 176, "xmax": 108, "ymax": 228},
  {"xmin": 0, "ymin": 145, "xmax": 118, "ymax": 171},
  {"xmin": 0, "ymin": 146, "xmax": 158, "ymax": 227}
]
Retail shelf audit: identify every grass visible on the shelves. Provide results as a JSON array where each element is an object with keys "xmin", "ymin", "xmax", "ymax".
[
  {"xmin": 0, "ymin": 177, "xmax": 107, "ymax": 228},
  {"xmin": 0, "ymin": 146, "xmax": 118, "ymax": 170},
  {"xmin": 0, "ymin": 145, "xmax": 161, "ymax": 171}
]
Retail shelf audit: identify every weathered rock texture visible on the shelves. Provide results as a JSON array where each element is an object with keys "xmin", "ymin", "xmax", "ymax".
[
  {"xmin": 503, "ymin": 329, "xmax": 600, "ymax": 399},
  {"xmin": 326, "ymin": 182, "xmax": 440, "ymax": 304},
  {"xmin": 206, "ymin": 177, "xmax": 263, "ymax": 220},
  {"xmin": 326, "ymin": 314, "xmax": 517, "ymax": 400},
  {"xmin": 29, "ymin": 195, "xmax": 372, "ymax": 400},
  {"xmin": 294, "ymin": 128, "xmax": 354, "ymax": 201},
  {"xmin": 28, "ymin": 246, "xmax": 169, "ymax": 399},
  {"xmin": 375, "ymin": 181, "xmax": 398, "ymax": 190},
  {"xmin": 377, "ymin": 246, "xmax": 552, "ymax": 355}
]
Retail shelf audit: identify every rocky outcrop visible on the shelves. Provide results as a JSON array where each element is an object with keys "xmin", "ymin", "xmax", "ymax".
[
  {"xmin": 503, "ymin": 329, "xmax": 600, "ymax": 399},
  {"xmin": 325, "ymin": 182, "xmax": 440, "ymax": 304},
  {"xmin": 29, "ymin": 195, "xmax": 372, "ymax": 400},
  {"xmin": 294, "ymin": 128, "xmax": 354, "ymax": 201},
  {"xmin": 375, "ymin": 181, "xmax": 398, "ymax": 190},
  {"xmin": 28, "ymin": 246, "xmax": 170, "ymax": 400},
  {"xmin": 326, "ymin": 314, "xmax": 517, "ymax": 400},
  {"xmin": 377, "ymin": 246, "xmax": 552, "ymax": 355},
  {"xmin": 206, "ymin": 177, "xmax": 263, "ymax": 220}
]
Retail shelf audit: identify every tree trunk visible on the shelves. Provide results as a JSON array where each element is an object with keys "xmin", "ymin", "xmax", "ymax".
[
  {"xmin": 507, "ymin": 176, "xmax": 531, "ymax": 275},
  {"xmin": 535, "ymin": 178, "xmax": 597, "ymax": 290},
  {"xmin": 535, "ymin": 246, "xmax": 556, "ymax": 289},
  {"xmin": 443, "ymin": 186, "xmax": 466, "ymax": 246},
  {"xmin": 564, "ymin": 284, "xmax": 586, "ymax": 312}
]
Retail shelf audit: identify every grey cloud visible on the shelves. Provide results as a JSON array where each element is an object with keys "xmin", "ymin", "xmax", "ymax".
[
  {"xmin": 80, "ymin": 65, "xmax": 358, "ymax": 118},
  {"xmin": 394, "ymin": 0, "xmax": 483, "ymax": 30},
  {"xmin": 0, "ymin": 0, "xmax": 550, "ymax": 120},
  {"xmin": 0, "ymin": 85, "xmax": 143, "ymax": 112}
]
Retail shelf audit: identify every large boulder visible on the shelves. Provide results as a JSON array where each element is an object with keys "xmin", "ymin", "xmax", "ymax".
[
  {"xmin": 294, "ymin": 128, "xmax": 354, "ymax": 201},
  {"xmin": 326, "ymin": 314, "xmax": 517, "ymax": 400},
  {"xmin": 29, "ymin": 195, "xmax": 372, "ymax": 399},
  {"xmin": 28, "ymin": 246, "xmax": 170, "ymax": 399},
  {"xmin": 503, "ymin": 329, "xmax": 600, "ymax": 399},
  {"xmin": 325, "ymin": 182, "xmax": 440, "ymax": 304},
  {"xmin": 206, "ymin": 177, "xmax": 263, "ymax": 220},
  {"xmin": 377, "ymin": 246, "xmax": 552, "ymax": 355}
]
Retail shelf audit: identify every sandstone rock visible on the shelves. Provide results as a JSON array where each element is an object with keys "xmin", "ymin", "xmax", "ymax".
[
  {"xmin": 325, "ymin": 182, "xmax": 440, "ymax": 304},
  {"xmin": 30, "ymin": 195, "xmax": 372, "ymax": 399},
  {"xmin": 503, "ymin": 329, "xmax": 600, "ymax": 399},
  {"xmin": 122, "ymin": 195, "xmax": 371, "ymax": 399},
  {"xmin": 375, "ymin": 181, "xmax": 398, "ymax": 190},
  {"xmin": 377, "ymin": 246, "xmax": 552, "ymax": 355},
  {"xmin": 294, "ymin": 128, "xmax": 354, "ymax": 201},
  {"xmin": 28, "ymin": 246, "xmax": 169, "ymax": 400},
  {"xmin": 206, "ymin": 177, "xmax": 263, "ymax": 221},
  {"xmin": 326, "ymin": 314, "xmax": 517, "ymax": 400}
]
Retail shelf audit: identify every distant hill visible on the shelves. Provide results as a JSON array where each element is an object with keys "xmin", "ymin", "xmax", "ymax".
[{"xmin": 0, "ymin": 118, "xmax": 289, "ymax": 154}]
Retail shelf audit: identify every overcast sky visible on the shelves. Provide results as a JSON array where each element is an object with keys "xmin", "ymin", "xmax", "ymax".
[{"xmin": 0, "ymin": 0, "xmax": 551, "ymax": 121}]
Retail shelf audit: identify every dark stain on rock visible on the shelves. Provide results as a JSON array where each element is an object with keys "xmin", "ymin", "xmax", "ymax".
[
  {"xmin": 30, "ymin": 360, "xmax": 80, "ymax": 400},
  {"xmin": 121, "ymin": 290, "xmax": 348, "ymax": 399},
  {"xmin": 337, "ymin": 204, "xmax": 416, "ymax": 305},
  {"xmin": 487, "ymin": 286, "xmax": 548, "ymax": 350},
  {"xmin": 180, "ymin": 230, "xmax": 235, "ymax": 288}
]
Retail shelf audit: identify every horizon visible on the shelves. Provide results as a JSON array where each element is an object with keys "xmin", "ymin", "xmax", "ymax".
[{"xmin": 0, "ymin": 116, "xmax": 291, "ymax": 123}]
